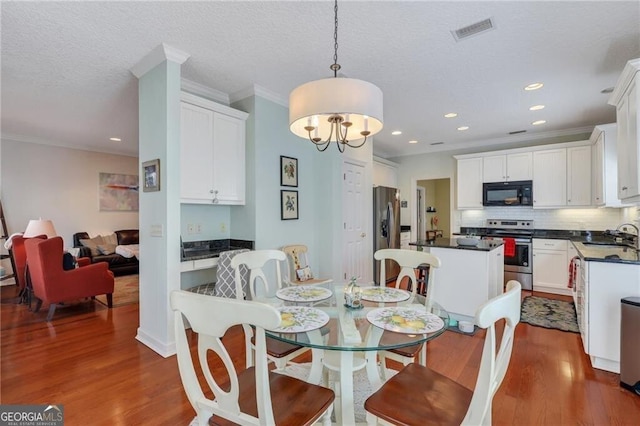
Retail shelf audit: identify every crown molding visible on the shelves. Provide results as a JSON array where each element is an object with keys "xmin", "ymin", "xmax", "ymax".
[
  {"xmin": 230, "ymin": 84, "xmax": 288, "ymax": 107},
  {"xmin": 1, "ymin": 133, "xmax": 138, "ymax": 157},
  {"xmin": 130, "ymin": 43, "xmax": 190, "ymax": 78},
  {"xmin": 608, "ymin": 58, "xmax": 640, "ymax": 106},
  {"xmin": 180, "ymin": 78, "xmax": 230, "ymax": 105}
]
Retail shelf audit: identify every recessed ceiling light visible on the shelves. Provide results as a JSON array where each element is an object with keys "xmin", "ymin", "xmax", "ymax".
[
  {"xmin": 524, "ymin": 82, "xmax": 544, "ymax": 91},
  {"xmin": 457, "ymin": 126, "xmax": 469, "ymax": 131},
  {"xmin": 532, "ymin": 120, "xmax": 546, "ymax": 125},
  {"xmin": 109, "ymin": 137, "xmax": 122, "ymax": 142},
  {"xmin": 444, "ymin": 113, "xmax": 458, "ymax": 118},
  {"xmin": 529, "ymin": 105, "xmax": 545, "ymax": 111},
  {"xmin": 391, "ymin": 130, "xmax": 402, "ymax": 135},
  {"xmin": 601, "ymin": 87, "xmax": 614, "ymax": 94},
  {"xmin": 408, "ymin": 140, "xmax": 418, "ymax": 144}
]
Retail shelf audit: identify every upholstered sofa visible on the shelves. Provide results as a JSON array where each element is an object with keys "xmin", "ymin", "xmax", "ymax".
[{"xmin": 73, "ymin": 229, "xmax": 139, "ymax": 276}]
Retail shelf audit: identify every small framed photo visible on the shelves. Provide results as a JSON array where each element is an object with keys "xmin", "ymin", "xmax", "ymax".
[
  {"xmin": 280, "ymin": 156, "xmax": 298, "ymax": 187},
  {"xmin": 142, "ymin": 159, "xmax": 160, "ymax": 192},
  {"xmin": 281, "ymin": 190, "xmax": 299, "ymax": 220}
]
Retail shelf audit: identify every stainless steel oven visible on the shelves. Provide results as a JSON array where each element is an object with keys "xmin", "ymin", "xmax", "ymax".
[{"xmin": 483, "ymin": 219, "xmax": 533, "ymax": 290}]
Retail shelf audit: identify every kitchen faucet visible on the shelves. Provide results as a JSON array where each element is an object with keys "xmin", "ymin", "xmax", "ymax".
[{"xmin": 616, "ymin": 223, "xmax": 639, "ymax": 250}]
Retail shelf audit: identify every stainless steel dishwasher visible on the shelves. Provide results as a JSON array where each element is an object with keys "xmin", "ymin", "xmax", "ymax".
[{"xmin": 620, "ymin": 296, "xmax": 640, "ymax": 396}]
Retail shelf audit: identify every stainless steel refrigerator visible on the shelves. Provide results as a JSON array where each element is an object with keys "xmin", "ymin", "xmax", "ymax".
[{"xmin": 373, "ymin": 186, "xmax": 401, "ymax": 285}]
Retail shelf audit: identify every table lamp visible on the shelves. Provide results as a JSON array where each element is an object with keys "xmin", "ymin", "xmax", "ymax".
[{"xmin": 23, "ymin": 219, "xmax": 57, "ymax": 238}]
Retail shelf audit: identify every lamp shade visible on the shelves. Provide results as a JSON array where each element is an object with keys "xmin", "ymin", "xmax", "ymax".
[
  {"xmin": 23, "ymin": 219, "xmax": 57, "ymax": 238},
  {"xmin": 289, "ymin": 77, "xmax": 384, "ymax": 140}
]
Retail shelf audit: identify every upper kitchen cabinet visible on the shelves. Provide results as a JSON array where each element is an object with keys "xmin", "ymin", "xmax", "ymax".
[
  {"xmin": 482, "ymin": 152, "xmax": 532, "ymax": 183},
  {"xmin": 373, "ymin": 157, "xmax": 398, "ymax": 188},
  {"xmin": 533, "ymin": 148, "xmax": 567, "ymax": 207},
  {"xmin": 591, "ymin": 124, "xmax": 627, "ymax": 207},
  {"xmin": 456, "ymin": 157, "xmax": 483, "ymax": 209},
  {"xmin": 533, "ymin": 146, "xmax": 591, "ymax": 208},
  {"xmin": 180, "ymin": 92, "xmax": 249, "ymax": 205},
  {"xmin": 608, "ymin": 58, "xmax": 640, "ymax": 203}
]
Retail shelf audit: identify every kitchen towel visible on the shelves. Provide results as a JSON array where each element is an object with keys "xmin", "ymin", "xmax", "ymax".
[
  {"xmin": 568, "ymin": 256, "xmax": 580, "ymax": 288},
  {"xmin": 503, "ymin": 237, "xmax": 516, "ymax": 257}
]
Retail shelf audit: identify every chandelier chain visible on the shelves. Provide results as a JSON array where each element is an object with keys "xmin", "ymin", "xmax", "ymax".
[{"xmin": 332, "ymin": 0, "xmax": 339, "ymax": 77}]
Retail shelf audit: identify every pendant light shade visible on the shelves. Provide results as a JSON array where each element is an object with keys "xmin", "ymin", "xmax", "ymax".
[{"xmin": 289, "ymin": 77, "xmax": 384, "ymax": 141}]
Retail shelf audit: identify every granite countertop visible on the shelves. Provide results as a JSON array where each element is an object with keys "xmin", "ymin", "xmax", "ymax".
[
  {"xmin": 182, "ymin": 239, "xmax": 254, "ymax": 261},
  {"xmin": 572, "ymin": 242, "xmax": 639, "ymax": 265},
  {"xmin": 409, "ymin": 238, "xmax": 503, "ymax": 252}
]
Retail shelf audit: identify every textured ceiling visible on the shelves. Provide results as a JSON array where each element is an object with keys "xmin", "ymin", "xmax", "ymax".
[{"xmin": 2, "ymin": 1, "xmax": 639, "ymax": 159}]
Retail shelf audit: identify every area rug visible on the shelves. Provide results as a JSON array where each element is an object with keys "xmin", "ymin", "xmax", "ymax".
[
  {"xmin": 520, "ymin": 295, "xmax": 579, "ymax": 333},
  {"xmin": 96, "ymin": 274, "xmax": 138, "ymax": 307}
]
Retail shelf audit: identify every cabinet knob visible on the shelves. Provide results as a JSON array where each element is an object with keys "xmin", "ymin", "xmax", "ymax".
[
  {"xmin": 209, "ymin": 190, "xmax": 214, "ymax": 193},
  {"xmin": 622, "ymin": 186, "xmax": 628, "ymax": 190},
  {"xmin": 212, "ymin": 190, "xmax": 219, "ymax": 204}
]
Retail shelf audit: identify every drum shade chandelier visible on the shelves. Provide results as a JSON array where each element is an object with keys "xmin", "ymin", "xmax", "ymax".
[{"xmin": 289, "ymin": 0, "xmax": 383, "ymax": 153}]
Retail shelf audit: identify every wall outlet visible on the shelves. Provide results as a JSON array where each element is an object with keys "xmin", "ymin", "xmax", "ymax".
[
  {"xmin": 220, "ymin": 222, "xmax": 227, "ymax": 233},
  {"xmin": 196, "ymin": 223, "xmax": 202, "ymax": 234},
  {"xmin": 187, "ymin": 223, "xmax": 195, "ymax": 234}
]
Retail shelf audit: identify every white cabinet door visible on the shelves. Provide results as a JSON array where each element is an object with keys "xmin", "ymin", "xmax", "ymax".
[
  {"xmin": 532, "ymin": 239, "xmax": 569, "ymax": 295},
  {"xmin": 533, "ymin": 149, "xmax": 567, "ymax": 207},
  {"xmin": 482, "ymin": 155, "xmax": 506, "ymax": 183},
  {"xmin": 567, "ymin": 145, "xmax": 591, "ymax": 206},
  {"xmin": 507, "ymin": 152, "xmax": 533, "ymax": 181},
  {"xmin": 592, "ymin": 130, "xmax": 605, "ymax": 205},
  {"xmin": 212, "ymin": 112, "xmax": 246, "ymax": 204},
  {"xmin": 180, "ymin": 102, "xmax": 215, "ymax": 201},
  {"xmin": 457, "ymin": 157, "xmax": 483, "ymax": 209},
  {"xmin": 623, "ymin": 78, "xmax": 640, "ymax": 199},
  {"xmin": 373, "ymin": 160, "xmax": 398, "ymax": 188}
]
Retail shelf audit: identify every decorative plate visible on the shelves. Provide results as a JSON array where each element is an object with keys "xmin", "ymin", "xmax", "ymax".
[
  {"xmin": 366, "ymin": 307, "xmax": 445, "ymax": 334},
  {"xmin": 269, "ymin": 306, "xmax": 330, "ymax": 333},
  {"xmin": 275, "ymin": 286, "xmax": 333, "ymax": 302},
  {"xmin": 360, "ymin": 286, "xmax": 411, "ymax": 303}
]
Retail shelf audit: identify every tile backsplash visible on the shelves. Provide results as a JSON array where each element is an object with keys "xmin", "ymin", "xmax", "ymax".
[{"xmin": 455, "ymin": 206, "xmax": 635, "ymax": 231}]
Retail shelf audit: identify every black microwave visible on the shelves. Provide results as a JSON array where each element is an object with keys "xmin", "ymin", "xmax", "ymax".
[{"xmin": 483, "ymin": 181, "xmax": 533, "ymax": 206}]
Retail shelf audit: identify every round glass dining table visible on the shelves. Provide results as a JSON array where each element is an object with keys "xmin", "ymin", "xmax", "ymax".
[{"xmin": 263, "ymin": 282, "xmax": 449, "ymax": 425}]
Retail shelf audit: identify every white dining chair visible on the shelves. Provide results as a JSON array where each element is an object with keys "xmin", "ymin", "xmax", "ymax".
[
  {"xmin": 373, "ymin": 248, "xmax": 441, "ymax": 373},
  {"xmin": 170, "ymin": 290, "xmax": 334, "ymax": 426},
  {"xmin": 281, "ymin": 244, "xmax": 333, "ymax": 286},
  {"xmin": 364, "ymin": 280, "xmax": 522, "ymax": 426},
  {"xmin": 230, "ymin": 249, "xmax": 310, "ymax": 371}
]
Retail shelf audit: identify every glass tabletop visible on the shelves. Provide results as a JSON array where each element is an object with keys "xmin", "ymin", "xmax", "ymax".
[{"xmin": 264, "ymin": 283, "xmax": 449, "ymax": 351}]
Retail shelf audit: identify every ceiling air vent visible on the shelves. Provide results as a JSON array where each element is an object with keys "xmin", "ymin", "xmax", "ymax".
[
  {"xmin": 509, "ymin": 130, "xmax": 527, "ymax": 135},
  {"xmin": 451, "ymin": 17, "xmax": 495, "ymax": 42},
  {"xmin": 430, "ymin": 142, "xmax": 444, "ymax": 146}
]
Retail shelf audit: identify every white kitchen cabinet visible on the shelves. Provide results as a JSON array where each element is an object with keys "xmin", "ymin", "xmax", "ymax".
[
  {"xmin": 180, "ymin": 92, "xmax": 249, "ymax": 205},
  {"xmin": 591, "ymin": 123, "xmax": 626, "ymax": 207},
  {"xmin": 533, "ymin": 149, "xmax": 567, "ymax": 207},
  {"xmin": 567, "ymin": 145, "xmax": 591, "ymax": 206},
  {"xmin": 400, "ymin": 231, "xmax": 412, "ymax": 250},
  {"xmin": 373, "ymin": 158, "xmax": 398, "ymax": 188},
  {"xmin": 532, "ymin": 238, "xmax": 570, "ymax": 295},
  {"xmin": 483, "ymin": 152, "xmax": 532, "ymax": 183},
  {"xmin": 608, "ymin": 58, "xmax": 640, "ymax": 202},
  {"xmin": 581, "ymin": 260, "xmax": 640, "ymax": 373},
  {"xmin": 456, "ymin": 157, "xmax": 483, "ymax": 209}
]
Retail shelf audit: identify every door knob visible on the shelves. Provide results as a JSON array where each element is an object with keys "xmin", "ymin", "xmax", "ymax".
[{"xmin": 361, "ymin": 232, "xmax": 366, "ymax": 237}]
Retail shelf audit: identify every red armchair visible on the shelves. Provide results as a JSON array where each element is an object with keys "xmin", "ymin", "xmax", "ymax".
[
  {"xmin": 10, "ymin": 234, "xmax": 47, "ymax": 300},
  {"xmin": 25, "ymin": 237, "xmax": 115, "ymax": 321}
]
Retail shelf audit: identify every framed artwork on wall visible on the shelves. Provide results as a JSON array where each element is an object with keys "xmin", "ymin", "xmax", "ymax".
[
  {"xmin": 281, "ymin": 190, "xmax": 299, "ymax": 220},
  {"xmin": 142, "ymin": 159, "xmax": 160, "ymax": 192},
  {"xmin": 98, "ymin": 173, "xmax": 139, "ymax": 211},
  {"xmin": 280, "ymin": 156, "xmax": 298, "ymax": 187}
]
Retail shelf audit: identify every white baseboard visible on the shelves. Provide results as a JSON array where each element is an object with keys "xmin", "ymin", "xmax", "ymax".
[{"xmin": 136, "ymin": 327, "xmax": 176, "ymax": 358}]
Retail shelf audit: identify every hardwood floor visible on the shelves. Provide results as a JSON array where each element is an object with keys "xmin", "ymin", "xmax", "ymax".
[{"xmin": 1, "ymin": 285, "xmax": 639, "ymax": 425}]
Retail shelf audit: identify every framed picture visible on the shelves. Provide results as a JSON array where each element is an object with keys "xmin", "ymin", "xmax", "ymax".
[
  {"xmin": 98, "ymin": 173, "xmax": 139, "ymax": 211},
  {"xmin": 280, "ymin": 156, "xmax": 298, "ymax": 187},
  {"xmin": 281, "ymin": 190, "xmax": 299, "ymax": 220},
  {"xmin": 142, "ymin": 159, "xmax": 160, "ymax": 192}
]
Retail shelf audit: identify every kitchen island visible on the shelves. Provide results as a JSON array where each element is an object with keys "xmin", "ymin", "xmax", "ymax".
[{"xmin": 410, "ymin": 238, "xmax": 504, "ymax": 321}]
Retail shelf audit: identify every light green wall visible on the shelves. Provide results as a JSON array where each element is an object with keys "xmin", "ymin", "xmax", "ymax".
[{"xmin": 181, "ymin": 204, "xmax": 230, "ymax": 241}]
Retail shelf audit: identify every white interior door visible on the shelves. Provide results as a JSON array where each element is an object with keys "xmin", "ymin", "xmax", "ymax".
[{"xmin": 343, "ymin": 161, "xmax": 370, "ymax": 282}]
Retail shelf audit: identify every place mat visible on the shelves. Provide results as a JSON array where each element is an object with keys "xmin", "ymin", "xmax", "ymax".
[
  {"xmin": 367, "ymin": 306, "xmax": 444, "ymax": 334},
  {"xmin": 360, "ymin": 286, "xmax": 411, "ymax": 303},
  {"xmin": 275, "ymin": 285, "xmax": 332, "ymax": 303},
  {"xmin": 270, "ymin": 306, "xmax": 330, "ymax": 333}
]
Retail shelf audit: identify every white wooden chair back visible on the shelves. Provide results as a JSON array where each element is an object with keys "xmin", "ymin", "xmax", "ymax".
[
  {"xmin": 230, "ymin": 249, "xmax": 286, "ymax": 300},
  {"xmin": 170, "ymin": 290, "xmax": 281, "ymax": 426},
  {"xmin": 374, "ymin": 248, "xmax": 441, "ymax": 302},
  {"xmin": 463, "ymin": 280, "xmax": 521, "ymax": 425}
]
